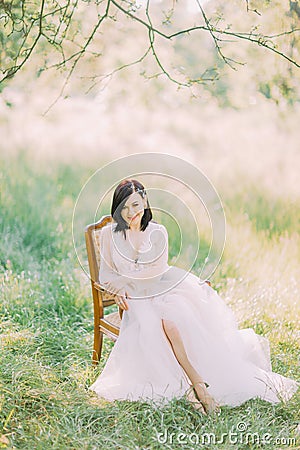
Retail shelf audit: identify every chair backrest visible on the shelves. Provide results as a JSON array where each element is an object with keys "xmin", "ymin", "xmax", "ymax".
[
  {"xmin": 85, "ymin": 214, "xmax": 119, "ymax": 308},
  {"xmin": 85, "ymin": 215, "xmax": 112, "ymax": 285}
]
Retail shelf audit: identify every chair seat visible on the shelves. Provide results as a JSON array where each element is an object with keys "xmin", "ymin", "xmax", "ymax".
[{"xmin": 99, "ymin": 311, "xmax": 121, "ymax": 341}]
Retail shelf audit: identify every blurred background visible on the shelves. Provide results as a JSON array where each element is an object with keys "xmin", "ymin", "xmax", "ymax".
[
  {"xmin": 1, "ymin": 0, "xmax": 300, "ymax": 305},
  {"xmin": 1, "ymin": 0, "xmax": 300, "ymax": 322}
]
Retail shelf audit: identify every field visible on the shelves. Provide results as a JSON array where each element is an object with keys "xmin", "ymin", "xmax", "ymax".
[{"xmin": 0, "ymin": 123, "xmax": 299, "ymax": 449}]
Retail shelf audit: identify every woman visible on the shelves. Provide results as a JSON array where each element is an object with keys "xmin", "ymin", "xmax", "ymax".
[{"xmin": 89, "ymin": 179, "xmax": 299, "ymax": 414}]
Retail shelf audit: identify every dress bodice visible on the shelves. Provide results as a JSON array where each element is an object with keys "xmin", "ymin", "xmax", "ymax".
[
  {"xmin": 110, "ymin": 221, "xmax": 169, "ymax": 276},
  {"xmin": 99, "ymin": 220, "xmax": 171, "ymax": 298}
]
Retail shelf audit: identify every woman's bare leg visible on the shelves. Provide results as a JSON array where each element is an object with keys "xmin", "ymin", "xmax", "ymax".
[{"xmin": 162, "ymin": 319, "xmax": 219, "ymax": 413}]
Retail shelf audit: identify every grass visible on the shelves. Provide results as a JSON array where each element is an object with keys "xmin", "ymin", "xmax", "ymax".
[{"xmin": 0, "ymin": 152, "xmax": 299, "ymax": 449}]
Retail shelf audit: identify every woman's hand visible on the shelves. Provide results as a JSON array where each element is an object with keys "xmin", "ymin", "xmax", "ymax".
[
  {"xmin": 115, "ymin": 292, "xmax": 130, "ymax": 310},
  {"xmin": 102, "ymin": 281, "xmax": 131, "ymax": 310}
]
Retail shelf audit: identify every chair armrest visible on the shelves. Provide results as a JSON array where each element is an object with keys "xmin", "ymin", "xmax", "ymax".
[
  {"xmin": 94, "ymin": 281, "xmax": 120, "ymax": 310},
  {"xmin": 94, "ymin": 281, "xmax": 105, "ymax": 292}
]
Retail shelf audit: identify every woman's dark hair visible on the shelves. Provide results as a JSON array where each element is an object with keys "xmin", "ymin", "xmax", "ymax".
[{"xmin": 111, "ymin": 179, "xmax": 152, "ymax": 237}]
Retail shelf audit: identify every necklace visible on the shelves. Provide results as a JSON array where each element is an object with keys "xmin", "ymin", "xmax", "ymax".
[
  {"xmin": 126, "ymin": 229, "xmax": 143, "ymax": 268},
  {"xmin": 133, "ymin": 250, "xmax": 141, "ymax": 271}
]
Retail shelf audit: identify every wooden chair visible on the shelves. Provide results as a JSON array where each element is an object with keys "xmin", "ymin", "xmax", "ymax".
[
  {"xmin": 85, "ymin": 215, "xmax": 212, "ymax": 366},
  {"xmin": 85, "ymin": 215, "xmax": 123, "ymax": 366}
]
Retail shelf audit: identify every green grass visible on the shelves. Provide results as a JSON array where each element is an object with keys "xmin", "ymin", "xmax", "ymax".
[
  {"xmin": 0, "ymin": 153, "xmax": 299, "ymax": 449},
  {"xmin": 224, "ymin": 185, "xmax": 300, "ymax": 238}
]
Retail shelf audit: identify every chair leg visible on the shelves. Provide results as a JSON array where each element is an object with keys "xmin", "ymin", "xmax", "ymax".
[{"xmin": 92, "ymin": 330, "xmax": 103, "ymax": 366}]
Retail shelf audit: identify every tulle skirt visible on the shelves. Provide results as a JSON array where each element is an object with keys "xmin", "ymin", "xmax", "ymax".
[{"xmin": 89, "ymin": 270, "xmax": 299, "ymax": 407}]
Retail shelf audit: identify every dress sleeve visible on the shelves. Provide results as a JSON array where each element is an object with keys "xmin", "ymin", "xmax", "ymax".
[{"xmin": 99, "ymin": 225, "xmax": 134, "ymax": 292}]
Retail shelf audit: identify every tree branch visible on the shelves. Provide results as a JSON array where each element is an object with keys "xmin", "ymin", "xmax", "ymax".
[
  {"xmin": 111, "ymin": 0, "xmax": 300, "ymax": 71},
  {"xmin": 43, "ymin": 0, "xmax": 112, "ymax": 114},
  {"xmin": 1, "ymin": 0, "xmax": 46, "ymax": 82},
  {"xmin": 1, "ymin": 0, "xmax": 299, "ymax": 93},
  {"xmin": 82, "ymin": 45, "xmax": 152, "ymax": 94}
]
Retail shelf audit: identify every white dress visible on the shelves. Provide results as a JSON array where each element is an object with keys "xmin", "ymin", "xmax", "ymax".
[{"xmin": 89, "ymin": 221, "xmax": 299, "ymax": 407}]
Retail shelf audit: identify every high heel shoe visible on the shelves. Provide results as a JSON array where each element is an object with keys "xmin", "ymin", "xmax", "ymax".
[
  {"xmin": 185, "ymin": 386, "xmax": 207, "ymax": 414},
  {"xmin": 192, "ymin": 381, "xmax": 221, "ymax": 415}
]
